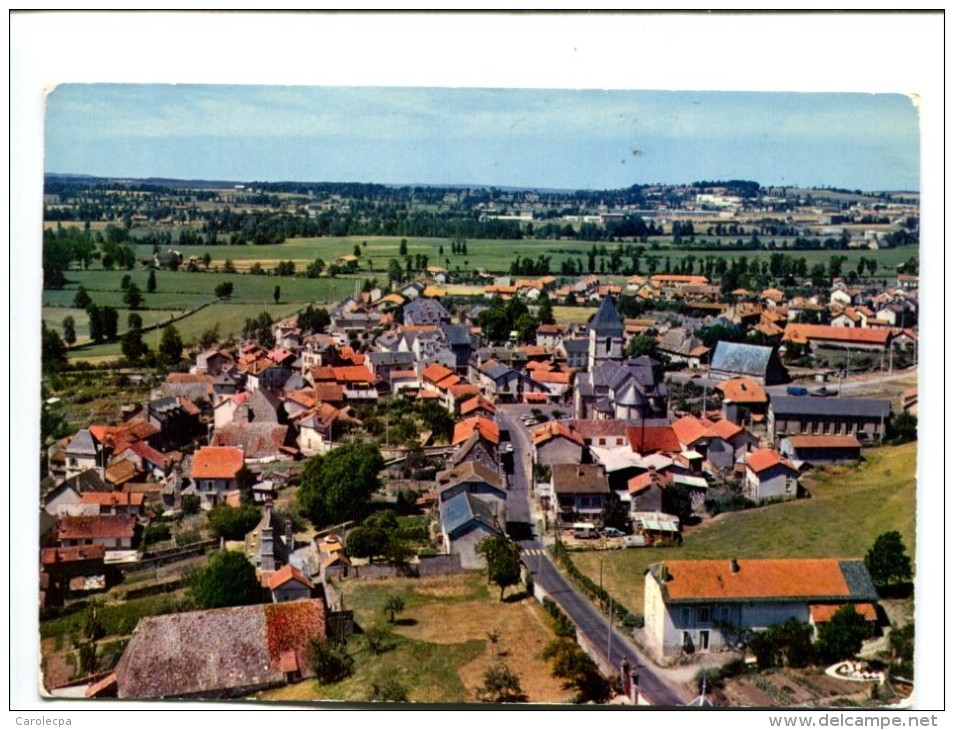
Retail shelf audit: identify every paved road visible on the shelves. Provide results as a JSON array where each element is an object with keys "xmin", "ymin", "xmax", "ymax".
[{"xmin": 497, "ymin": 405, "xmax": 689, "ymax": 706}]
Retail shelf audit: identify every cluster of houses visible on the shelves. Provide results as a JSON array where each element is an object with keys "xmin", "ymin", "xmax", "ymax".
[{"xmin": 40, "ymin": 266, "xmax": 915, "ymax": 696}]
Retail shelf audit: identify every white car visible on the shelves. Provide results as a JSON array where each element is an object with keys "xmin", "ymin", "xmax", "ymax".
[{"xmin": 603, "ymin": 527, "xmax": 626, "ymax": 538}]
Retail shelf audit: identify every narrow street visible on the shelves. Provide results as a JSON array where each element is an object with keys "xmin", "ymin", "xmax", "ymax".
[{"xmin": 497, "ymin": 405, "xmax": 691, "ymax": 706}]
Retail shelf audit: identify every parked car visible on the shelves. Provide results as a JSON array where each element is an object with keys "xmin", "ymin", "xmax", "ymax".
[
  {"xmin": 787, "ymin": 385, "xmax": 809, "ymax": 396},
  {"xmin": 572, "ymin": 522, "xmax": 597, "ymax": 539},
  {"xmin": 603, "ymin": 527, "xmax": 626, "ymax": 538}
]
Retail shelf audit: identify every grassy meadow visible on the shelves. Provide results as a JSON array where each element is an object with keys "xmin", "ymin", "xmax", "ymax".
[
  {"xmin": 570, "ymin": 441, "xmax": 917, "ymax": 619},
  {"xmin": 257, "ymin": 573, "xmax": 574, "ymax": 705},
  {"xmin": 43, "ymin": 235, "xmax": 918, "ymax": 363}
]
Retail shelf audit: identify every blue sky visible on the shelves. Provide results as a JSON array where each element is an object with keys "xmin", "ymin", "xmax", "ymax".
[{"xmin": 45, "ymin": 85, "xmax": 920, "ymax": 191}]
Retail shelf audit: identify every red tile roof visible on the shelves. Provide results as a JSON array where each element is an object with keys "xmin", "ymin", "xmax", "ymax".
[
  {"xmin": 531, "ymin": 421, "xmax": 584, "ymax": 447},
  {"xmin": 460, "ymin": 396, "xmax": 496, "ymax": 416},
  {"xmin": 453, "ymin": 416, "xmax": 500, "ymax": 446},
  {"xmin": 41, "ymin": 545, "xmax": 107, "ymax": 565},
  {"xmin": 701, "ymin": 417, "xmax": 744, "ymax": 441},
  {"xmin": 313, "ymin": 383, "xmax": 345, "ymax": 403},
  {"xmin": 421, "ymin": 362, "xmax": 457, "ymax": 385},
  {"xmin": 783, "ymin": 323, "xmax": 893, "ymax": 346},
  {"xmin": 745, "ymin": 449, "xmax": 797, "ymax": 474},
  {"xmin": 436, "ymin": 374, "xmax": 462, "ymax": 390},
  {"xmin": 626, "ymin": 426, "xmax": 681, "ymax": 454},
  {"xmin": 267, "ymin": 564, "xmax": 315, "ymax": 591},
  {"xmin": 58, "ymin": 514, "xmax": 136, "ymax": 541},
  {"xmin": 670, "ymin": 416, "xmax": 712, "ymax": 447},
  {"xmin": 310, "ymin": 366, "xmax": 336, "ymax": 382},
  {"xmin": 784, "ymin": 435, "xmax": 862, "ymax": 449},
  {"xmin": 331, "ymin": 366, "xmax": 374, "ymax": 384},
  {"xmin": 532, "ymin": 371, "xmax": 572, "ymax": 384},
  {"xmin": 810, "ymin": 603, "xmax": 878, "ymax": 623},
  {"xmin": 716, "ymin": 377, "xmax": 768, "ymax": 404},
  {"xmin": 449, "ymin": 383, "xmax": 479, "ymax": 400},
  {"xmin": 628, "ymin": 469, "xmax": 669, "ymax": 495},
  {"xmin": 657, "ymin": 559, "xmax": 857, "ymax": 601},
  {"xmin": 80, "ymin": 492, "xmax": 145, "ymax": 508},
  {"xmin": 191, "ymin": 446, "xmax": 245, "ymax": 479}
]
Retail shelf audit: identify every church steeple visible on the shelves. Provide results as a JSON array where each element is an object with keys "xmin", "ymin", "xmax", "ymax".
[{"xmin": 587, "ymin": 295, "xmax": 624, "ymax": 369}]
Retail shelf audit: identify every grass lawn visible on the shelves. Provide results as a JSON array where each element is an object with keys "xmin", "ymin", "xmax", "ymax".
[
  {"xmin": 551, "ymin": 305, "xmax": 596, "ymax": 325},
  {"xmin": 257, "ymin": 573, "xmax": 575, "ymax": 705},
  {"xmin": 571, "ymin": 442, "xmax": 917, "ymax": 620}
]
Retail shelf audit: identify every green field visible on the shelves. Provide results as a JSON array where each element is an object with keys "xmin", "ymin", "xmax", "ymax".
[
  {"xmin": 44, "ymin": 267, "xmax": 361, "ymax": 361},
  {"xmin": 43, "ymin": 235, "xmax": 918, "ymax": 362},
  {"xmin": 571, "ymin": 441, "xmax": 917, "ymax": 618},
  {"xmin": 257, "ymin": 573, "xmax": 574, "ymax": 704},
  {"xmin": 118, "ymin": 236, "xmax": 918, "ymax": 279}
]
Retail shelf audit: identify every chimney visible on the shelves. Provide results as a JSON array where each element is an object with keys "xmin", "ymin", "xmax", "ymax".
[{"xmin": 730, "ymin": 558, "xmax": 740, "ymax": 574}]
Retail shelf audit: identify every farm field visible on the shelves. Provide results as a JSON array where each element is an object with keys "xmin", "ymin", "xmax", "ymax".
[
  {"xmin": 570, "ymin": 442, "xmax": 917, "ymax": 620},
  {"xmin": 257, "ymin": 573, "xmax": 574, "ymax": 705},
  {"xmin": 111, "ymin": 235, "xmax": 917, "ymax": 279}
]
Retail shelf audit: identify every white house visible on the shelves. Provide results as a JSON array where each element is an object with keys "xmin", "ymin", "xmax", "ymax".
[
  {"xmin": 744, "ymin": 449, "xmax": 799, "ymax": 502},
  {"xmin": 643, "ymin": 558, "xmax": 880, "ymax": 661}
]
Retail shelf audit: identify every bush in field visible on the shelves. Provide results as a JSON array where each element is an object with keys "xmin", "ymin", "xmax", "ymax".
[{"xmin": 309, "ymin": 638, "xmax": 354, "ymax": 684}]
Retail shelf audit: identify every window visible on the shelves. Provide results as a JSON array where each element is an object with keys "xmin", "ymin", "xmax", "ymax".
[
  {"xmin": 599, "ymin": 438, "xmax": 606, "ymax": 446},
  {"xmin": 681, "ymin": 608, "xmax": 691, "ymax": 626},
  {"xmin": 697, "ymin": 606, "xmax": 711, "ymax": 623}
]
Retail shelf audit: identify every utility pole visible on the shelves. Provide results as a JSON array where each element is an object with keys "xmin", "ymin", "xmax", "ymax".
[{"xmin": 606, "ymin": 596, "xmax": 613, "ymax": 665}]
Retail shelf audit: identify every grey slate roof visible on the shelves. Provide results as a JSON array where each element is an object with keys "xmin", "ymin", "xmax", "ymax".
[
  {"xmin": 709, "ymin": 342, "xmax": 775, "ymax": 377},
  {"xmin": 563, "ymin": 338, "xmax": 588, "ymax": 354},
  {"xmin": 588, "ymin": 296, "xmax": 624, "ymax": 337},
  {"xmin": 404, "ymin": 298, "xmax": 451, "ymax": 326},
  {"xmin": 368, "ymin": 351, "xmax": 415, "ymax": 367},
  {"xmin": 770, "ymin": 396, "xmax": 891, "ymax": 419},
  {"xmin": 67, "ymin": 429, "xmax": 98, "ymax": 456},
  {"xmin": 115, "ymin": 600, "xmax": 326, "ymax": 699},
  {"xmin": 439, "ymin": 492, "xmax": 500, "ymax": 539},
  {"xmin": 440, "ymin": 323, "xmax": 474, "ymax": 347},
  {"xmin": 62, "ymin": 469, "xmax": 111, "ymax": 493}
]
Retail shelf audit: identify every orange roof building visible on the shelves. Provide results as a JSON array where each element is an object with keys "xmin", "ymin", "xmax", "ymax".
[
  {"xmin": 192, "ymin": 446, "xmax": 245, "ymax": 480},
  {"xmin": 452, "ymin": 416, "xmax": 500, "ymax": 446},
  {"xmin": 783, "ymin": 323, "xmax": 894, "ymax": 350},
  {"xmin": 643, "ymin": 558, "xmax": 880, "ymax": 660},
  {"xmin": 717, "ymin": 377, "xmax": 768, "ymax": 404}
]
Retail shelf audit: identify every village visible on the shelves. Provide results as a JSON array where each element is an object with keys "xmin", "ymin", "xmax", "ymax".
[{"xmin": 38, "ymin": 255, "xmax": 918, "ymax": 706}]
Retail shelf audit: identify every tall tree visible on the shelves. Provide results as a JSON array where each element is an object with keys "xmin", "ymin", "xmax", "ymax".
[
  {"xmin": 158, "ymin": 324, "xmax": 184, "ymax": 366},
  {"xmin": 121, "ymin": 327, "xmax": 149, "ymax": 363},
  {"xmin": 41, "ymin": 323, "xmax": 67, "ymax": 373},
  {"xmin": 865, "ymin": 531, "xmax": 913, "ymax": 588},
  {"xmin": 146, "ymin": 268, "xmax": 157, "ymax": 292},
  {"xmin": 123, "ymin": 282, "xmax": 143, "ymax": 310},
  {"xmin": 273, "ymin": 284, "xmax": 281, "ymax": 304},
  {"xmin": 86, "ymin": 304, "xmax": 104, "ymax": 343},
  {"xmin": 189, "ymin": 550, "xmax": 261, "ymax": 609},
  {"xmin": 298, "ymin": 442, "xmax": 385, "ymax": 527},
  {"xmin": 476, "ymin": 533, "xmax": 522, "ymax": 601},
  {"xmin": 102, "ymin": 306, "xmax": 119, "ymax": 340},
  {"xmin": 62, "ymin": 316, "xmax": 76, "ymax": 346},
  {"xmin": 73, "ymin": 285, "xmax": 92, "ymax": 310}
]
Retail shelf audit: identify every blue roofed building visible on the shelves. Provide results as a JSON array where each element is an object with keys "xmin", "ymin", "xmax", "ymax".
[
  {"xmin": 707, "ymin": 341, "xmax": 789, "ymax": 386},
  {"xmin": 438, "ymin": 492, "xmax": 504, "ymax": 569}
]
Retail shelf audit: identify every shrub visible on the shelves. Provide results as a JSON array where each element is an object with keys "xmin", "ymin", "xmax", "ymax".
[
  {"xmin": 309, "ymin": 638, "xmax": 354, "ymax": 684},
  {"xmin": 180, "ymin": 495, "xmax": 201, "ymax": 516}
]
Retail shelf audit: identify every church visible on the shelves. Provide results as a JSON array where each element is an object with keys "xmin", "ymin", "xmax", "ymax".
[{"xmin": 573, "ymin": 296, "xmax": 669, "ymax": 421}]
